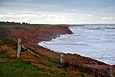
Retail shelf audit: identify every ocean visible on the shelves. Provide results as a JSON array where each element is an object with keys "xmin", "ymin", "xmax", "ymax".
[{"xmin": 39, "ymin": 24, "xmax": 115, "ymax": 65}]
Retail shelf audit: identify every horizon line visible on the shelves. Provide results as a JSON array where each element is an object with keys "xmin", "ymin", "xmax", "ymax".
[{"xmin": 0, "ymin": 21, "xmax": 115, "ymax": 25}]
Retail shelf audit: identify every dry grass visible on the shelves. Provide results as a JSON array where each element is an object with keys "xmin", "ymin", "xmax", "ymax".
[{"xmin": 0, "ymin": 45, "xmax": 16, "ymax": 58}]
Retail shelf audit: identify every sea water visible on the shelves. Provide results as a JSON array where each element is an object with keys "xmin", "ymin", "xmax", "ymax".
[{"xmin": 39, "ymin": 24, "xmax": 115, "ymax": 65}]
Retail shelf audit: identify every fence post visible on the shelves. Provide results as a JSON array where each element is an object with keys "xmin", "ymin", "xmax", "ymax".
[
  {"xmin": 107, "ymin": 66, "xmax": 113, "ymax": 77},
  {"xmin": 16, "ymin": 38, "xmax": 21, "ymax": 58},
  {"xmin": 60, "ymin": 53, "xmax": 64, "ymax": 64},
  {"xmin": 60, "ymin": 53, "xmax": 64, "ymax": 69}
]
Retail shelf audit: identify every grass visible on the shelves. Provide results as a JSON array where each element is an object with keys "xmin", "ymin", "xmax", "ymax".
[
  {"xmin": 0, "ymin": 21, "xmax": 114, "ymax": 77},
  {"xmin": 0, "ymin": 47, "xmax": 93, "ymax": 77},
  {"xmin": 0, "ymin": 42, "xmax": 71, "ymax": 77},
  {"xmin": 0, "ymin": 21, "xmax": 59, "ymax": 30},
  {"xmin": 0, "ymin": 45, "xmax": 16, "ymax": 58},
  {"xmin": 0, "ymin": 52, "xmax": 7, "ymax": 58},
  {"xmin": 0, "ymin": 61, "xmax": 39, "ymax": 76},
  {"xmin": 0, "ymin": 61, "xmax": 72, "ymax": 77},
  {"xmin": 0, "ymin": 43, "xmax": 107, "ymax": 77},
  {"xmin": 44, "ymin": 57, "xmax": 60, "ymax": 68}
]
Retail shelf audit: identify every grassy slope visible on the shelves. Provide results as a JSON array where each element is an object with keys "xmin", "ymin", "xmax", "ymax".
[
  {"xmin": 0, "ymin": 21, "xmax": 115, "ymax": 77},
  {"xmin": 0, "ymin": 40, "xmax": 93, "ymax": 77}
]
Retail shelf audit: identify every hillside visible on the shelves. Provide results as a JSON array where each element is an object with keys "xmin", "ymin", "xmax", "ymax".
[{"xmin": 0, "ymin": 21, "xmax": 115, "ymax": 77}]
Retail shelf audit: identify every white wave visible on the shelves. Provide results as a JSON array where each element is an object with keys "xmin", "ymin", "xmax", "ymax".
[{"xmin": 38, "ymin": 24, "xmax": 115, "ymax": 65}]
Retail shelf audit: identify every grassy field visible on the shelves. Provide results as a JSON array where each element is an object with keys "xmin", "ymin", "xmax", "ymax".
[
  {"xmin": 0, "ymin": 49, "xmax": 91, "ymax": 77},
  {"xmin": 0, "ymin": 21, "xmax": 60, "ymax": 29},
  {"xmin": 0, "ymin": 61, "xmax": 70, "ymax": 77}
]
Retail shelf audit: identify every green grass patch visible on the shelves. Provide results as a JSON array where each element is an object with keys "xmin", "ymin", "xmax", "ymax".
[
  {"xmin": 0, "ymin": 21, "xmax": 62, "ymax": 30},
  {"xmin": 0, "ymin": 61, "xmax": 72, "ymax": 77},
  {"xmin": 0, "ymin": 61, "xmax": 43, "ymax": 77},
  {"xmin": 44, "ymin": 58, "xmax": 60, "ymax": 68},
  {"xmin": 0, "ymin": 52, "xmax": 7, "ymax": 58}
]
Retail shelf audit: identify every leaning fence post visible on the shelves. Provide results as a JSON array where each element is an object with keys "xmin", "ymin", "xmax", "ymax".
[
  {"xmin": 107, "ymin": 66, "xmax": 113, "ymax": 77},
  {"xmin": 16, "ymin": 38, "xmax": 21, "ymax": 58}
]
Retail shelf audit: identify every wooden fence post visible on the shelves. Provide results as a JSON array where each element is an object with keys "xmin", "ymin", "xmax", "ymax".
[
  {"xmin": 60, "ymin": 53, "xmax": 64, "ymax": 64},
  {"xmin": 16, "ymin": 38, "xmax": 21, "ymax": 58},
  {"xmin": 107, "ymin": 66, "xmax": 113, "ymax": 77}
]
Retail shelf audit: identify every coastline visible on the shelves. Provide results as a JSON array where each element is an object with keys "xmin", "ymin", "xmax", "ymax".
[
  {"xmin": 8, "ymin": 25, "xmax": 113, "ymax": 66},
  {"xmin": 38, "ymin": 26, "xmax": 115, "ymax": 65},
  {"xmin": 1, "ymin": 22, "xmax": 115, "ymax": 76}
]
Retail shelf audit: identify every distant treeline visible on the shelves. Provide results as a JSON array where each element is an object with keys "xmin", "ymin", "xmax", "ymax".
[
  {"xmin": 0, "ymin": 21, "xmax": 49, "ymax": 29},
  {"xmin": 0, "ymin": 21, "xmax": 35, "ymax": 25},
  {"xmin": 0, "ymin": 21, "xmax": 66, "ymax": 26},
  {"xmin": 0, "ymin": 21, "xmax": 67, "ymax": 29},
  {"xmin": 0, "ymin": 21, "xmax": 84, "ymax": 26}
]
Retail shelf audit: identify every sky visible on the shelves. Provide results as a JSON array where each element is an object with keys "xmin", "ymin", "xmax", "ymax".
[{"xmin": 0, "ymin": 0, "xmax": 115, "ymax": 24}]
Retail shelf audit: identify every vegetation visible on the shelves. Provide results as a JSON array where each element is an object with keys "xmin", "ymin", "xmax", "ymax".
[
  {"xmin": 0, "ymin": 61, "xmax": 71, "ymax": 77},
  {"xmin": 0, "ymin": 52, "xmax": 7, "ymax": 58},
  {"xmin": 0, "ymin": 45, "xmax": 91, "ymax": 77},
  {"xmin": 0, "ymin": 21, "xmax": 60, "ymax": 29},
  {"xmin": 0, "ymin": 21, "xmax": 115, "ymax": 77}
]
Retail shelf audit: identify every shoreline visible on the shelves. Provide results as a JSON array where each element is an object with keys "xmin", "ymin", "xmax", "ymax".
[
  {"xmin": 9, "ymin": 25, "xmax": 114, "ymax": 66},
  {"xmin": 1, "ymin": 21, "xmax": 115, "ymax": 76},
  {"xmin": 38, "ymin": 42, "xmax": 112, "ymax": 65},
  {"xmin": 38, "ymin": 26, "xmax": 115, "ymax": 66}
]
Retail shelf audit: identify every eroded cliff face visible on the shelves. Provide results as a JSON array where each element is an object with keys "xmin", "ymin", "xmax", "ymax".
[
  {"xmin": 9, "ymin": 26, "xmax": 72, "ymax": 44},
  {"xmin": 8, "ymin": 26, "xmax": 107, "ymax": 65}
]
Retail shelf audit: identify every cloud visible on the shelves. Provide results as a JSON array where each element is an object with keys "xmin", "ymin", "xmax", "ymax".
[
  {"xmin": 102, "ymin": 17, "xmax": 115, "ymax": 20},
  {"xmin": 102, "ymin": 17, "xmax": 115, "ymax": 23},
  {"xmin": 0, "ymin": 10, "xmax": 102, "ymax": 24},
  {"xmin": 0, "ymin": 0, "xmax": 115, "ymax": 24}
]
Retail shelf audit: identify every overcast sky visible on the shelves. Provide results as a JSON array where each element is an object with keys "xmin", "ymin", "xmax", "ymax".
[{"xmin": 0, "ymin": 0, "xmax": 115, "ymax": 24}]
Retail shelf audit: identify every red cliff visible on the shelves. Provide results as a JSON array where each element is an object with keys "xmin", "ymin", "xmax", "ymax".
[{"xmin": 9, "ymin": 26, "xmax": 72, "ymax": 44}]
